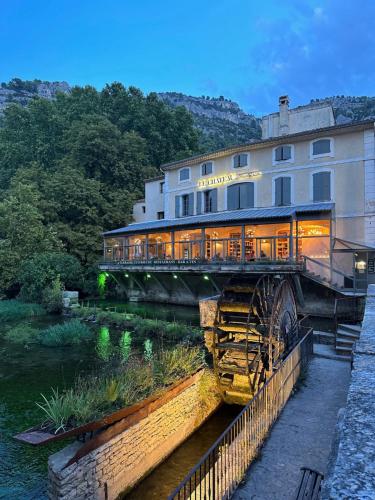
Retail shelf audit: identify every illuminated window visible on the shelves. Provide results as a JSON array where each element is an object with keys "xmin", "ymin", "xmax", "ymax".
[{"xmin": 233, "ymin": 153, "xmax": 248, "ymax": 168}]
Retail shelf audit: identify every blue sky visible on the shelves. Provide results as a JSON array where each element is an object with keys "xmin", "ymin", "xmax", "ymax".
[{"xmin": 1, "ymin": 0, "xmax": 375, "ymax": 115}]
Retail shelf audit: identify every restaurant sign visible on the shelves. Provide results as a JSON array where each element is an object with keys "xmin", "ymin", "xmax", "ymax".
[{"xmin": 197, "ymin": 170, "xmax": 261, "ymax": 189}]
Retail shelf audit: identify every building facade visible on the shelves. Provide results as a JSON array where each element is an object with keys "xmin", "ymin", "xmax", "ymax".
[{"xmin": 101, "ymin": 97, "xmax": 375, "ymax": 294}]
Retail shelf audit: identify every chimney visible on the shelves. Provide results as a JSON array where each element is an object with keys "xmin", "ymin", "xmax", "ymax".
[{"xmin": 279, "ymin": 95, "xmax": 289, "ymax": 135}]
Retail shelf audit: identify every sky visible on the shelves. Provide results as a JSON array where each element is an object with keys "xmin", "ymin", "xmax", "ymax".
[{"xmin": 1, "ymin": 0, "xmax": 375, "ymax": 115}]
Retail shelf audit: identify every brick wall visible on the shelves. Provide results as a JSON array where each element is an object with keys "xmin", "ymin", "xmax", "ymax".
[{"xmin": 48, "ymin": 370, "xmax": 221, "ymax": 500}]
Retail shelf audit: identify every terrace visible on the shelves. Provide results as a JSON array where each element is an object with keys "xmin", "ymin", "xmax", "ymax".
[{"xmin": 100, "ymin": 204, "xmax": 332, "ymax": 275}]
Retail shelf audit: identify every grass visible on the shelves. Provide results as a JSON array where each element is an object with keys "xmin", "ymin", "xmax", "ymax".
[
  {"xmin": 37, "ymin": 345, "xmax": 205, "ymax": 432},
  {"xmin": 73, "ymin": 306, "xmax": 203, "ymax": 344},
  {"xmin": 0, "ymin": 300, "xmax": 45, "ymax": 321},
  {"xmin": 39, "ymin": 319, "xmax": 93, "ymax": 346},
  {"xmin": 3, "ymin": 323, "xmax": 40, "ymax": 346}
]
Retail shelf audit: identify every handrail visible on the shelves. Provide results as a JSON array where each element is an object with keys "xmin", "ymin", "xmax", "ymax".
[
  {"xmin": 303, "ymin": 255, "xmax": 353, "ymax": 280},
  {"xmin": 168, "ymin": 327, "xmax": 313, "ymax": 500}
]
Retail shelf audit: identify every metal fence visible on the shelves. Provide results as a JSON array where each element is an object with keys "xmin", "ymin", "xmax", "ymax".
[{"xmin": 168, "ymin": 327, "xmax": 314, "ymax": 500}]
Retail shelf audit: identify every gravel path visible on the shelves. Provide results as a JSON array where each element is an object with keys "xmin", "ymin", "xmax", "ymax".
[{"xmin": 233, "ymin": 355, "xmax": 351, "ymax": 500}]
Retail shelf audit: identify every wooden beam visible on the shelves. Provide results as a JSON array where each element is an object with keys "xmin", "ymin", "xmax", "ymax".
[{"xmin": 292, "ymin": 274, "xmax": 305, "ymax": 308}]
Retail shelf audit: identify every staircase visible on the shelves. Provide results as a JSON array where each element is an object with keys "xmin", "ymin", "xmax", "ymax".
[{"xmin": 335, "ymin": 323, "xmax": 362, "ymax": 357}]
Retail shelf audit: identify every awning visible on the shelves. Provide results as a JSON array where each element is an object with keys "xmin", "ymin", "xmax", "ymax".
[{"xmin": 104, "ymin": 202, "xmax": 334, "ymax": 236}]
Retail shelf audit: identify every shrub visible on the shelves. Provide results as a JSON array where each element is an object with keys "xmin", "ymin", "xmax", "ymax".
[
  {"xmin": 39, "ymin": 319, "xmax": 92, "ymax": 346},
  {"xmin": 0, "ymin": 300, "xmax": 45, "ymax": 321},
  {"xmin": 4, "ymin": 323, "xmax": 39, "ymax": 346},
  {"xmin": 154, "ymin": 346, "xmax": 204, "ymax": 386},
  {"xmin": 42, "ymin": 275, "xmax": 63, "ymax": 313}
]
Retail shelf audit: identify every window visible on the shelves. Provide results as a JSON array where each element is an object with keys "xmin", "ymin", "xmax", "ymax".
[
  {"xmin": 227, "ymin": 183, "xmax": 254, "ymax": 210},
  {"xmin": 179, "ymin": 168, "xmax": 190, "ymax": 182},
  {"xmin": 274, "ymin": 145, "xmax": 292, "ymax": 162},
  {"xmin": 274, "ymin": 177, "xmax": 291, "ymax": 206},
  {"xmin": 233, "ymin": 153, "xmax": 248, "ymax": 168},
  {"xmin": 201, "ymin": 162, "xmax": 213, "ymax": 176},
  {"xmin": 312, "ymin": 139, "xmax": 332, "ymax": 157},
  {"xmin": 204, "ymin": 189, "xmax": 217, "ymax": 213},
  {"xmin": 176, "ymin": 193, "xmax": 194, "ymax": 217},
  {"xmin": 142, "ymin": 206, "xmax": 146, "ymax": 213},
  {"xmin": 157, "ymin": 211, "xmax": 164, "ymax": 220},
  {"xmin": 313, "ymin": 172, "xmax": 331, "ymax": 202},
  {"xmin": 160, "ymin": 182, "xmax": 164, "ymax": 193}
]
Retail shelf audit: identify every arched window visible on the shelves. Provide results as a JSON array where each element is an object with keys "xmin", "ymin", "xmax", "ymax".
[
  {"xmin": 274, "ymin": 177, "xmax": 291, "ymax": 206},
  {"xmin": 233, "ymin": 153, "xmax": 248, "ymax": 168},
  {"xmin": 179, "ymin": 168, "xmax": 190, "ymax": 182},
  {"xmin": 227, "ymin": 183, "xmax": 254, "ymax": 210},
  {"xmin": 274, "ymin": 145, "xmax": 292, "ymax": 162},
  {"xmin": 313, "ymin": 171, "xmax": 331, "ymax": 201},
  {"xmin": 311, "ymin": 139, "xmax": 332, "ymax": 157}
]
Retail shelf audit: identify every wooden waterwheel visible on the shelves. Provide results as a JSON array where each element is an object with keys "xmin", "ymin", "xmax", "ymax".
[{"xmin": 210, "ymin": 274, "xmax": 298, "ymax": 405}]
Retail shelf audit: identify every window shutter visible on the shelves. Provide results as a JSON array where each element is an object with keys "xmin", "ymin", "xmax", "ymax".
[
  {"xmin": 240, "ymin": 183, "xmax": 254, "ymax": 209},
  {"xmin": 196, "ymin": 191, "xmax": 202, "ymax": 214},
  {"xmin": 275, "ymin": 147, "xmax": 282, "ymax": 161},
  {"xmin": 175, "ymin": 195, "xmax": 180, "ymax": 218},
  {"xmin": 275, "ymin": 177, "xmax": 282, "ymax": 206},
  {"xmin": 188, "ymin": 192, "xmax": 194, "ymax": 216},
  {"xmin": 313, "ymin": 139, "xmax": 331, "ymax": 156},
  {"xmin": 210, "ymin": 188, "xmax": 218, "ymax": 212},
  {"xmin": 240, "ymin": 154, "xmax": 248, "ymax": 167},
  {"xmin": 283, "ymin": 177, "xmax": 291, "ymax": 205},
  {"xmin": 227, "ymin": 184, "xmax": 239, "ymax": 210},
  {"xmin": 322, "ymin": 172, "xmax": 331, "ymax": 200},
  {"xmin": 283, "ymin": 146, "xmax": 291, "ymax": 160}
]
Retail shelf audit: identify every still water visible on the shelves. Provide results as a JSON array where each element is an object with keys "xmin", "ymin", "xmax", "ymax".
[{"xmin": 0, "ymin": 301, "xmax": 334, "ymax": 499}]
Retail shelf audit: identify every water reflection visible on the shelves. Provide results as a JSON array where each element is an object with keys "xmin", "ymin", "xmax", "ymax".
[{"xmin": 96, "ymin": 326, "xmax": 112, "ymax": 361}]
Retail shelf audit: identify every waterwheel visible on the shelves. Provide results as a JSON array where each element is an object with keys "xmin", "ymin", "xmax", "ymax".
[{"xmin": 211, "ymin": 274, "xmax": 298, "ymax": 405}]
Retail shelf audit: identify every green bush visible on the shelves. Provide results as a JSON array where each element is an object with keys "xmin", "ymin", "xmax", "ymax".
[
  {"xmin": 39, "ymin": 319, "xmax": 92, "ymax": 346},
  {"xmin": 42, "ymin": 275, "xmax": 63, "ymax": 313},
  {"xmin": 37, "ymin": 345, "xmax": 206, "ymax": 430},
  {"xmin": 4, "ymin": 323, "xmax": 39, "ymax": 346},
  {"xmin": 0, "ymin": 300, "xmax": 45, "ymax": 321}
]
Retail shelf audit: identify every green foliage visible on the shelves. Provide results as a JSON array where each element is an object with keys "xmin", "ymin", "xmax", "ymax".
[
  {"xmin": 41, "ymin": 275, "xmax": 63, "ymax": 313},
  {"xmin": 36, "ymin": 345, "xmax": 205, "ymax": 430},
  {"xmin": 19, "ymin": 252, "xmax": 83, "ymax": 303},
  {"xmin": 0, "ymin": 83, "xmax": 201, "ymax": 296},
  {"xmin": 144, "ymin": 339, "xmax": 153, "ymax": 363},
  {"xmin": 0, "ymin": 300, "xmax": 45, "ymax": 321},
  {"xmin": 3, "ymin": 323, "xmax": 39, "ymax": 346},
  {"xmin": 39, "ymin": 319, "xmax": 92, "ymax": 346},
  {"xmin": 36, "ymin": 388, "xmax": 74, "ymax": 434}
]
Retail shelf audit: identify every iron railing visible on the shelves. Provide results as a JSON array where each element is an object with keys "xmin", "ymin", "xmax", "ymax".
[{"xmin": 168, "ymin": 327, "xmax": 313, "ymax": 500}]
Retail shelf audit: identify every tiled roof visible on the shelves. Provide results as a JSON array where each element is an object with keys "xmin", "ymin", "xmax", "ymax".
[{"xmin": 104, "ymin": 203, "xmax": 334, "ymax": 236}]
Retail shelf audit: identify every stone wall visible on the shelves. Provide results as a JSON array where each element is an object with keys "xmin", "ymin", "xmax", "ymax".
[
  {"xmin": 48, "ymin": 370, "xmax": 221, "ymax": 500},
  {"xmin": 322, "ymin": 285, "xmax": 375, "ymax": 499}
]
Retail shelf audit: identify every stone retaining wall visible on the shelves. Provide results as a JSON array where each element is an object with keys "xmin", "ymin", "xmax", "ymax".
[
  {"xmin": 48, "ymin": 369, "xmax": 221, "ymax": 500},
  {"xmin": 322, "ymin": 285, "xmax": 375, "ymax": 499}
]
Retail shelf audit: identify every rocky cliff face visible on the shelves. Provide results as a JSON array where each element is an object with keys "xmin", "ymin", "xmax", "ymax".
[
  {"xmin": 158, "ymin": 92, "xmax": 262, "ymax": 150},
  {"xmin": 311, "ymin": 96, "xmax": 375, "ymax": 124},
  {"xmin": 0, "ymin": 78, "xmax": 71, "ymax": 113}
]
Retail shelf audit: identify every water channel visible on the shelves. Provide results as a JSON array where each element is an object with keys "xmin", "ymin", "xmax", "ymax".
[{"xmin": 0, "ymin": 301, "xmax": 333, "ymax": 499}]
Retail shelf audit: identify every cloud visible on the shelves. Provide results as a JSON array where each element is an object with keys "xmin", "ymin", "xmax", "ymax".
[{"xmin": 236, "ymin": 0, "xmax": 375, "ymax": 114}]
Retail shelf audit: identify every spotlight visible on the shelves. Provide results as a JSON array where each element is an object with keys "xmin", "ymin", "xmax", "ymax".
[
  {"xmin": 203, "ymin": 275, "xmax": 209, "ymax": 280},
  {"xmin": 146, "ymin": 273, "xmax": 151, "ymax": 279},
  {"xmin": 125, "ymin": 273, "xmax": 129, "ymax": 278},
  {"xmin": 173, "ymin": 274, "xmax": 178, "ymax": 279}
]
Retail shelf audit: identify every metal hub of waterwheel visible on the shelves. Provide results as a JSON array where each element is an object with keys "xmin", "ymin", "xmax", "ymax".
[{"xmin": 211, "ymin": 274, "xmax": 298, "ymax": 405}]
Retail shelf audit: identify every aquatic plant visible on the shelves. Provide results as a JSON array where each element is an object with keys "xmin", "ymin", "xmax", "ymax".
[
  {"xmin": 0, "ymin": 300, "xmax": 45, "ymax": 321},
  {"xmin": 144, "ymin": 339, "xmax": 153, "ymax": 363},
  {"xmin": 36, "ymin": 388, "xmax": 74, "ymax": 434},
  {"xmin": 119, "ymin": 330, "xmax": 132, "ymax": 362},
  {"xmin": 39, "ymin": 319, "xmax": 92, "ymax": 346},
  {"xmin": 3, "ymin": 323, "xmax": 39, "ymax": 346},
  {"xmin": 36, "ymin": 345, "xmax": 206, "ymax": 429}
]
